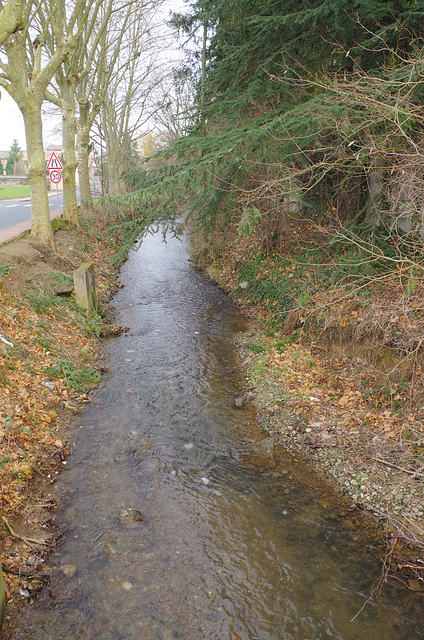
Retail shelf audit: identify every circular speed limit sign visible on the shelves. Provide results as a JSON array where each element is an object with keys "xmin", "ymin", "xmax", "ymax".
[{"xmin": 50, "ymin": 169, "xmax": 62, "ymax": 184}]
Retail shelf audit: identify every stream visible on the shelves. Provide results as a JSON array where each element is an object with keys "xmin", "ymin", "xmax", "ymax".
[{"xmin": 8, "ymin": 230, "xmax": 423, "ymax": 639}]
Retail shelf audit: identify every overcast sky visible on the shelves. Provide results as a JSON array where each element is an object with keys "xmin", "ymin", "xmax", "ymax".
[
  {"xmin": 0, "ymin": 91, "xmax": 27, "ymax": 152},
  {"xmin": 0, "ymin": 89, "xmax": 63, "ymax": 153}
]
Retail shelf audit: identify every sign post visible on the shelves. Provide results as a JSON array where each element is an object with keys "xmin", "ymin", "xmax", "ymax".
[
  {"xmin": 49, "ymin": 170, "xmax": 62, "ymax": 218},
  {"xmin": 47, "ymin": 152, "xmax": 63, "ymax": 218}
]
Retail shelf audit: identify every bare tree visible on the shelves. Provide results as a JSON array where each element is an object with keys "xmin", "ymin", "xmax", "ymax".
[
  {"xmin": 73, "ymin": 0, "xmax": 139, "ymax": 206},
  {"xmin": 43, "ymin": 0, "xmax": 113, "ymax": 225},
  {"xmin": 100, "ymin": 2, "xmax": 167, "ymax": 196},
  {"xmin": 0, "ymin": 0, "xmax": 81, "ymax": 248},
  {"xmin": 151, "ymin": 68, "xmax": 197, "ymax": 144},
  {"xmin": 0, "ymin": 0, "xmax": 24, "ymax": 47}
]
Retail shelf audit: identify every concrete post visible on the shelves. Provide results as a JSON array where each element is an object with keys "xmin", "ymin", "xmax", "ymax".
[{"xmin": 73, "ymin": 261, "xmax": 97, "ymax": 313}]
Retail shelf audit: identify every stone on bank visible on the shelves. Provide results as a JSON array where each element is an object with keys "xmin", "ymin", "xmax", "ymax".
[{"xmin": 73, "ymin": 261, "xmax": 97, "ymax": 313}]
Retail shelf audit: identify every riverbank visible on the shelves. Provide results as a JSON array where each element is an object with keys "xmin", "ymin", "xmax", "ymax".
[
  {"xmin": 0, "ymin": 208, "xmax": 423, "ymax": 629},
  {"xmin": 0, "ymin": 207, "xmax": 125, "ymax": 622},
  {"xmin": 3, "ymin": 215, "xmax": 423, "ymax": 639},
  {"xmin": 191, "ymin": 221, "xmax": 424, "ymax": 589}
]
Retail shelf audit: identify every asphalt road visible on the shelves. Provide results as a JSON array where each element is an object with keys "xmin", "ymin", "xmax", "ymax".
[{"xmin": 0, "ymin": 193, "xmax": 64, "ymax": 232}]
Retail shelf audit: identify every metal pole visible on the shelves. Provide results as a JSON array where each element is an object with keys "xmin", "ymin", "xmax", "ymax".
[{"xmin": 56, "ymin": 181, "xmax": 61, "ymax": 218}]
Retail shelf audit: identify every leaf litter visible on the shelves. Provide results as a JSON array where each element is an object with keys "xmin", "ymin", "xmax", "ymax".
[{"xmin": 0, "ymin": 208, "xmax": 122, "ymax": 622}]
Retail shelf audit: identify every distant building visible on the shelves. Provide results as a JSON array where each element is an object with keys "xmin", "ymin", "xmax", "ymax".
[{"xmin": 0, "ymin": 147, "xmax": 63, "ymax": 176}]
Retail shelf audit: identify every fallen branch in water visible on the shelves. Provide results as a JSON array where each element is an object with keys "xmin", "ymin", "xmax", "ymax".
[
  {"xmin": 2, "ymin": 565, "xmax": 50, "ymax": 581},
  {"xmin": 2, "ymin": 516, "xmax": 46, "ymax": 546}
]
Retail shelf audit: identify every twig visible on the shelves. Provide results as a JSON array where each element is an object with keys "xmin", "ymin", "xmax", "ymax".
[
  {"xmin": 1, "ymin": 516, "xmax": 46, "ymax": 546},
  {"xmin": 375, "ymin": 456, "xmax": 424, "ymax": 478}
]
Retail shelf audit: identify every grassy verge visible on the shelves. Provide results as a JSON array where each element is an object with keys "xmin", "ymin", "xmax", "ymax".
[{"xmin": 0, "ymin": 185, "xmax": 31, "ymax": 200}]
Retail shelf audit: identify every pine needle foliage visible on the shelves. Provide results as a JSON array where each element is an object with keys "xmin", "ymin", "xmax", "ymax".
[{"xmin": 125, "ymin": 0, "xmax": 424, "ymax": 247}]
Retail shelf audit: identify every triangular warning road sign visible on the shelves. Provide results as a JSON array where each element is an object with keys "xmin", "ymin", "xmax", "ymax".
[{"xmin": 47, "ymin": 151, "xmax": 63, "ymax": 170}]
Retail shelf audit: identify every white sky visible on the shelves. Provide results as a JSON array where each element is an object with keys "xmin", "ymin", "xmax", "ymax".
[
  {"xmin": 0, "ymin": 90, "xmax": 63, "ymax": 152},
  {"xmin": 0, "ymin": 90, "xmax": 27, "ymax": 152}
]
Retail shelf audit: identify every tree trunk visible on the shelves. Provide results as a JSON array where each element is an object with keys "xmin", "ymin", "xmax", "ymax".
[
  {"xmin": 62, "ymin": 84, "xmax": 79, "ymax": 226},
  {"xmin": 103, "ymin": 109, "xmax": 125, "ymax": 197},
  {"xmin": 24, "ymin": 106, "xmax": 56, "ymax": 249},
  {"xmin": 106, "ymin": 138, "xmax": 122, "ymax": 197},
  {"xmin": 77, "ymin": 102, "xmax": 93, "ymax": 206},
  {"xmin": 200, "ymin": 17, "xmax": 207, "ymax": 109},
  {"xmin": 0, "ymin": 0, "xmax": 24, "ymax": 47}
]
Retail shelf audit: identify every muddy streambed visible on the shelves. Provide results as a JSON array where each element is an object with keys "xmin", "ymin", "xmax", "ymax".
[{"xmin": 7, "ymin": 230, "xmax": 423, "ymax": 639}]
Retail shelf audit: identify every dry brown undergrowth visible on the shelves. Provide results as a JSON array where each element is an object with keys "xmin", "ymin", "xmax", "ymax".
[{"xmin": 191, "ymin": 221, "xmax": 424, "ymax": 586}]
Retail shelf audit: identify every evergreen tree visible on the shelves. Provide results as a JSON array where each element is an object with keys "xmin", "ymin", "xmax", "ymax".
[
  {"xmin": 198, "ymin": 0, "xmax": 424, "ymax": 114},
  {"xmin": 5, "ymin": 139, "xmax": 23, "ymax": 175},
  {"xmin": 128, "ymin": 0, "xmax": 424, "ymax": 243}
]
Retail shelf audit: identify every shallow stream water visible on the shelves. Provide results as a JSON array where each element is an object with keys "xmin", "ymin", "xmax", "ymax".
[{"xmin": 8, "ymin": 230, "xmax": 424, "ymax": 639}]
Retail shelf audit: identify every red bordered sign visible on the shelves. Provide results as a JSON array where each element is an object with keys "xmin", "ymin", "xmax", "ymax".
[
  {"xmin": 47, "ymin": 151, "xmax": 63, "ymax": 170},
  {"xmin": 49, "ymin": 169, "xmax": 62, "ymax": 184}
]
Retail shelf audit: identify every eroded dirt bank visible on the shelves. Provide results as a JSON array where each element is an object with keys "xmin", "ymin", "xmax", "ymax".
[{"xmin": 191, "ymin": 222, "xmax": 424, "ymax": 590}]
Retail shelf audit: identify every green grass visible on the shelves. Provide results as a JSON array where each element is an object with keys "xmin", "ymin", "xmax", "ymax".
[
  {"xmin": 27, "ymin": 290, "xmax": 63, "ymax": 315},
  {"xmin": 48, "ymin": 271, "xmax": 74, "ymax": 289},
  {"xmin": 0, "ymin": 185, "xmax": 31, "ymax": 200},
  {"xmin": 0, "ymin": 265, "xmax": 13, "ymax": 278},
  {"xmin": 236, "ymin": 247, "xmax": 335, "ymax": 330},
  {"xmin": 43, "ymin": 359, "xmax": 102, "ymax": 393},
  {"xmin": 244, "ymin": 342, "xmax": 266, "ymax": 353}
]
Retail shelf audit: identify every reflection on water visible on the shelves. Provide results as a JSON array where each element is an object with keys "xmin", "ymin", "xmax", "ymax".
[{"xmin": 7, "ymin": 231, "xmax": 423, "ymax": 639}]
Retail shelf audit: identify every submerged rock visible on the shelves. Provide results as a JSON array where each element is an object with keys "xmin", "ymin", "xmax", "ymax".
[
  {"xmin": 240, "ymin": 437, "xmax": 276, "ymax": 472},
  {"xmin": 60, "ymin": 564, "xmax": 77, "ymax": 577},
  {"xmin": 118, "ymin": 508, "xmax": 144, "ymax": 525}
]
